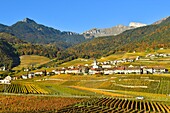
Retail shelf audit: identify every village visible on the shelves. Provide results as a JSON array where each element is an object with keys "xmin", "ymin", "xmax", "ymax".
[{"xmin": 0, "ymin": 53, "xmax": 169, "ymax": 83}]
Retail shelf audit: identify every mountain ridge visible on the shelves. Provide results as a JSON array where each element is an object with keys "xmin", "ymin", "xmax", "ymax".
[
  {"xmin": 83, "ymin": 22, "xmax": 146, "ymax": 39},
  {"xmin": 0, "ymin": 18, "xmax": 86, "ymax": 48}
]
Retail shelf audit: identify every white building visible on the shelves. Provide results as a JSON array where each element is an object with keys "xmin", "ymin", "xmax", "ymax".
[
  {"xmin": 22, "ymin": 75, "xmax": 28, "ymax": 79},
  {"xmin": 102, "ymin": 65, "xmax": 112, "ymax": 69},
  {"xmin": 0, "ymin": 76, "xmax": 12, "ymax": 84},
  {"xmin": 89, "ymin": 68, "xmax": 103, "ymax": 75},
  {"xmin": 65, "ymin": 68, "xmax": 81, "ymax": 74},
  {"xmin": 103, "ymin": 69, "xmax": 114, "ymax": 75},
  {"xmin": 0, "ymin": 66, "xmax": 6, "ymax": 71},
  {"xmin": 124, "ymin": 68, "xmax": 141, "ymax": 74},
  {"xmin": 52, "ymin": 68, "xmax": 66, "ymax": 74},
  {"xmin": 143, "ymin": 67, "xmax": 153, "ymax": 74},
  {"xmin": 92, "ymin": 59, "xmax": 100, "ymax": 69},
  {"xmin": 153, "ymin": 67, "xmax": 168, "ymax": 74},
  {"xmin": 28, "ymin": 72, "xmax": 35, "ymax": 78},
  {"xmin": 35, "ymin": 71, "xmax": 44, "ymax": 75}
]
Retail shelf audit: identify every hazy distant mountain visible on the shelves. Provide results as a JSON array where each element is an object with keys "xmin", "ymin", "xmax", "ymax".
[
  {"xmin": 83, "ymin": 22, "xmax": 147, "ymax": 39},
  {"xmin": 0, "ymin": 18, "xmax": 86, "ymax": 47}
]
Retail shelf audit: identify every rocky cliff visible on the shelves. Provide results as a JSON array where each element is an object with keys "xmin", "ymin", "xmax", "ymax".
[{"xmin": 83, "ymin": 22, "xmax": 147, "ymax": 39}]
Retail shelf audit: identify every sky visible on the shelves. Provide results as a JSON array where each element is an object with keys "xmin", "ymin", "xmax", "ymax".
[{"xmin": 0, "ymin": 0, "xmax": 170, "ymax": 33}]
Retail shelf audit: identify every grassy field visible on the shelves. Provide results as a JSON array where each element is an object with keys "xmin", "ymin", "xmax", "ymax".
[
  {"xmin": 98, "ymin": 52, "xmax": 146, "ymax": 62},
  {"xmin": 13, "ymin": 55, "xmax": 50, "ymax": 70},
  {"xmin": 156, "ymin": 48, "xmax": 170, "ymax": 53}
]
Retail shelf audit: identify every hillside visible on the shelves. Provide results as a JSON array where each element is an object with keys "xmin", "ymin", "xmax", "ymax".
[
  {"xmin": 0, "ymin": 18, "xmax": 86, "ymax": 48},
  {"xmin": 13, "ymin": 55, "xmax": 50, "ymax": 70},
  {"xmin": 0, "ymin": 32, "xmax": 25, "ymax": 44},
  {"xmin": 0, "ymin": 39, "xmax": 20, "ymax": 69},
  {"xmin": 0, "ymin": 32, "xmax": 61, "ymax": 68},
  {"xmin": 0, "ymin": 32, "xmax": 61, "ymax": 59},
  {"xmin": 63, "ymin": 16, "xmax": 170, "ymax": 59}
]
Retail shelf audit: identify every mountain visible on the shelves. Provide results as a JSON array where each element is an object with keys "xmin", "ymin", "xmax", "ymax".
[
  {"xmin": 61, "ymin": 17, "xmax": 170, "ymax": 59},
  {"xmin": 0, "ymin": 24, "xmax": 8, "ymax": 31},
  {"xmin": 83, "ymin": 22, "xmax": 146, "ymax": 39},
  {"xmin": 0, "ymin": 18, "xmax": 86, "ymax": 47},
  {"xmin": 152, "ymin": 16, "xmax": 170, "ymax": 25},
  {"xmin": 129, "ymin": 22, "xmax": 147, "ymax": 27}
]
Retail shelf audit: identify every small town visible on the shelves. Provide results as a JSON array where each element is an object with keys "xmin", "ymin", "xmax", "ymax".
[{"xmin": 3, "ymin": 52, "xmax": 170, "ymax": 82}]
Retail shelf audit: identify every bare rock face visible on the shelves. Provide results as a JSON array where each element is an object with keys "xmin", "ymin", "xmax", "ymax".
[
  {"xmin": 129, "ymin": 22, "xmax": 147, "ymax": 28},
  {"xmin": 83, "ymin": 22, "xmax": 147, "ymax": 39}
]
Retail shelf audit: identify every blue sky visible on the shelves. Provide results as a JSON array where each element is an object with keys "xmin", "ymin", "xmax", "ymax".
[{"xmin": 0, "ymin": 0, "xmax": 170, "ymax": 33}]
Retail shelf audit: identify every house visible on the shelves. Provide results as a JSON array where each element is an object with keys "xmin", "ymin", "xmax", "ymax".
[
  {"xmin": 34, "ymin": 71, "xmax": 44, "ymax": 75},
  {"xmin": 65, "ymin": 68, "xmax": 82, "ymax": 74},
  {"xmin": 24, "ymin": 68, "xmax": 29, "ymax": 72},
  {"xmin": 136, "ymin": 56, "xmax": 140, "ymax": 61},
  {"xmin": 113, "ymin": 66, "xmax": 126, "ymax": 74},
  {"xmin": 52, "ymin": 69, "xmax": 60, "ymax": 74},
  {"xmin": 0, "ymin": 66, "xmax": 6, "ymax": 71},
  {"xmin": 0, "ymin": 76, "xmax": 12, "ymax": 84},
  {"xmin": 5, "ymin": 76, "xmax": 12, "ymax": 81},
  {"xmin": 124, "ymin": 67, "xmax": 141, "ymax": 74},
  {"xmin": 143, "ymin": 67, "xmax": 153, "ymax": 74},
  {"xmin": 153, "ymin": 67, "xmax": 168, "ymax": 74},
  {"xmin": 89, "ymin": 68, "xmax": 103, "ymax": 75},
  {"xmin": 113, "ymin": 66, "xmax": 141, "ymax": 74},
  {"xmin": 22, "ymin": 75, "xmax": 28, "ymax": 79},
  {"xmin": 52, "ymin": 68, "xmax": 66, "ymax": 75},
  {"xmin": 103, "ymin": 68, "xmax": 114, "ymax": 75},
  {"xmin": 102, "ymin": 65, "xmax": 112, "ymax": 69},
  {"xmin": 12, "ymin": 76, "xmax": 18, "ymax": 80},
  {"xmin": 28, "ymin": 72, "xmax": 35, "ymax": 78},
  {"xmin": 0, "ymin": 79, "xmax": 11, "ymax": 84}
]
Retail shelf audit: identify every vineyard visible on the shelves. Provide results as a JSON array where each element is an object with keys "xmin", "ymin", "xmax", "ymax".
[
  {"xmin": 0, "ymin": 83, "xmax": 48, "ymax": 94},
  {"xmin": 0, "ymin": 95, "xmax": 84, "ymax": 112},
  {"xmin": 98, "ymin": 75, "xmax": 170, "ymax": 95},
  {"xmin": 57, "ymin": 97, "xmax": 170, "ymax": 113}
]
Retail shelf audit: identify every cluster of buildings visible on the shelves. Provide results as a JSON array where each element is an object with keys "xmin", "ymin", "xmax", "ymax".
[
  {"xmin": 19, "ymin": 59, "xmax": 168, "ymax": 80},
  {"xmin": 146, "ymin": 53, "xmax": 170, "ymax": 58},
  {"xmin": 1, "ymin": 52, "xmax": 169, "ymax": 81},
  {"xmin": 51, "ymin": 59, "xmax": 168, "ymax": 75}
]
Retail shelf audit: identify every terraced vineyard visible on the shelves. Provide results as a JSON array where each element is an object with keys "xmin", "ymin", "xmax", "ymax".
[
  {"xmin": 57, "ymin": 98, "xmax": 170, "ymax": 113},
  {"xmin": 0, "ymin": 83, "xmax": 48, "ymax": 94}
]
